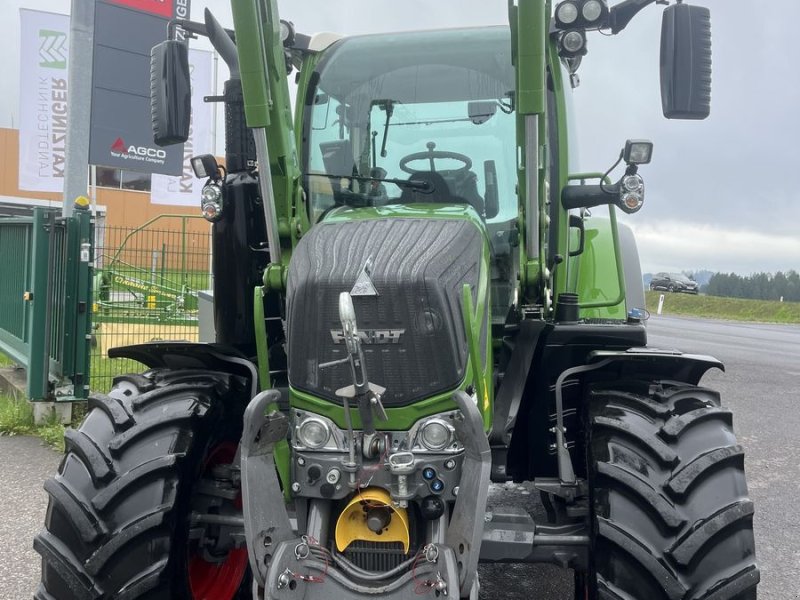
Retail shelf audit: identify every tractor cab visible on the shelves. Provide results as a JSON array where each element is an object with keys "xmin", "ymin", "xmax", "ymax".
[{"xmin": 304, "ymin": 27, "xmax": 519, "ymax": 321}]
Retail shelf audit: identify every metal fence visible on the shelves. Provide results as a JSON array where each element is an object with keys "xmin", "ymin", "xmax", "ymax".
[
  {"xmin": 91, "ymin": 215, "xmax": 211, "ymax": 391},
  {"xmin": 0, "ymin": 208, "xmax": 92, "ymax": 400}
]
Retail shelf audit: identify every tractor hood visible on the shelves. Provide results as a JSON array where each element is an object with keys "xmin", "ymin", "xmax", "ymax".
[{"xmin": 286, "ymin": 207, "xmax": 489, "ymax": 408}]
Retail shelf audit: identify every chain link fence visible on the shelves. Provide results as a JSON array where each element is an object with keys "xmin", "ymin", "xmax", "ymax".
[{"xmin": 91, "ymin": 216, "xmax": 211, "ymax": 392}]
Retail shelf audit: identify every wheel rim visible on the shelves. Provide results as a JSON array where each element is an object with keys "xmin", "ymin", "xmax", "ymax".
[
  {"xmin": 188, "ymin": 549, "xmax": 248, "ymax": 600},
  {"xmin": 188, "ymin": 443, "xmax": 248, "ymax": 600}
]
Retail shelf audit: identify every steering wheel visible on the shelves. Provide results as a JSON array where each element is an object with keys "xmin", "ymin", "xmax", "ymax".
[{"xmin": 399, "ymin": 141, "xmax": 472, "ymax": 174}]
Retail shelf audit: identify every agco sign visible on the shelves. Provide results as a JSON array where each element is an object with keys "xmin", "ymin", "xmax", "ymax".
[
  {"xmin": 129, "ymin": 146, "xmax": 167, "ymax": 158},
  {"xmin": 110, "ymin": 136, "xmax": 167, "ymax": 164}
]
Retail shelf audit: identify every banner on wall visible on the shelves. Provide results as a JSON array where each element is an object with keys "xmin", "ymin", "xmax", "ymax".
[
  {"xmin": 150, "ymin": 49, "xmax": 214, "ymax": 206},
  {"xmin": 18, "ymin": 9, "xmax": 71, "ymax": 193}
]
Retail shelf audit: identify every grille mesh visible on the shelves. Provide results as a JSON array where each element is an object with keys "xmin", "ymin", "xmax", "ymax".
[{"xmin": 342, "ymin": 540, "xmax": 407, "ymax": 573}]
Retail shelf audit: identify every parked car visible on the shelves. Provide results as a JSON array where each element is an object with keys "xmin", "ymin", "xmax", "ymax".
[{"xmin": 650, "ymin": 272, "xmax": 699, "ymax": 294}]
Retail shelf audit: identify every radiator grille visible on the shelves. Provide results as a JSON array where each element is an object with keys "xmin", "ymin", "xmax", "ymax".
[{"xmin": 342, "ymin": 541, "xmax": 408, "ymax": 573}]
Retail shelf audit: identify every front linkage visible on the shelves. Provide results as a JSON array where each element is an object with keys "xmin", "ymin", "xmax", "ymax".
[{"xmin": 241, "ymin": 296, "xmax": 491, "ymax": 599}]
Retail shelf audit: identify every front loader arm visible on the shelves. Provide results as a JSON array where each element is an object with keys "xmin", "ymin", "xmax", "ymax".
[
  {"xmin": 231, "ymin": 0, "xmax": 304, "ymax": 277},
  {"xmin": 510, "ymin": 0, "xmax": 549, "ymax": 303}
]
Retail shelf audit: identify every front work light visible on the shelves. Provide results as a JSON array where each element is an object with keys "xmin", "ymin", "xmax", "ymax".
[
  {"xmin": 560, "ymin": 30, "xmax": 588, "ymax": 57},
  {"xmin": 554, "ymin": 0, "xmax": 608, "ymax": 30},
  {"xmin": 191, "ymin": 154, "xmax": 220, "ymax": 180},
  {"xmin": 582, "ymin": 0, "xmax": 605, "ymax": 23},
  {"xmin": 556, "ymin": 1, "xmax": 580, "ymax": 26},
  {"xmin": 623, "ymin": 139, "xmax": 654, "ymax": 165},
  {"xmin": 279, "ymin": 20, "xmax": 296, "ymax": 46}
]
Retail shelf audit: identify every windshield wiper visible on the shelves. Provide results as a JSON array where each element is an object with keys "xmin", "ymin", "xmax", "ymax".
[
  {"xmin": 380, "ymin": 100, "xmax": 394, "ymax": 158},
  {"xmin": 308, "ymin": 172, "xmax": 433, "ymax": 192}
]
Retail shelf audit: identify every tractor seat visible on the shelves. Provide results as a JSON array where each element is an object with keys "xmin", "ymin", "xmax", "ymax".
[{"xmin": 399, "ymin": 170, "xmax": 485, "ymax": 216}]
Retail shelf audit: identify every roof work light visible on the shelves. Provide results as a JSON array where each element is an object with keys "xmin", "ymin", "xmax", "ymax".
[{"xmin": 554, "ymin": 0, "xmax": 609, "ymax": 30}]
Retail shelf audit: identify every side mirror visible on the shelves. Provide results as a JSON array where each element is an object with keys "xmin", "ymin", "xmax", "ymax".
[
  {"xmin": 468, "ymin": 101, "xmax": 497, "ymax": 125},
  {"xmin": 150, "ymin": 40, "xmax": 191, "ymax": 146},
  {"xmin": 320, "ymin": 140, "xmax": 355, "ymax": 178},
  {"xmin": 483, "ymin": 160, "xmax": 500, "ymax": 219},
  {"xmin": 660, "ymin": 3, "xmax": 712, "ymax": 120}
]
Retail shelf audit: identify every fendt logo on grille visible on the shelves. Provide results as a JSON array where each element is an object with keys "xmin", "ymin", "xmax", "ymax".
[{"xmin": 330, "ymin": 329, "xmax": 405, "ymax": 345}]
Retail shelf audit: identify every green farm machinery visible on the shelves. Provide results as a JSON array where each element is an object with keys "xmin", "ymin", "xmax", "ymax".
[
  {"xmin": 93, "ymin": 216, "xmax": 204, "ymax": 326},
  {"xmin": 37, "ymin": 1, "xmax": 757, "ymax": 599}
]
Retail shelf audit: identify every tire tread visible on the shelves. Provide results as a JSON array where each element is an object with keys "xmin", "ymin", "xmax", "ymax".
[
  {"xmin": 589, "ymin": 381, "xmax": 757, "ymax": 600},
  {"xmin": 43, "ymin": 478, "xmax": 107, "ymax": 544},
  {"xmin": 33, "ymin": 531, "xmax": 103, "ymax": 600},
  {"xmin": 36, "ymin": 369, "xmax": 244, "ymax": 599},
  {"xmin": 666, "ymin": 445, "xmax": 744, "ymax": 498},
  {"xmin": 63, "ymin": 429, "xmax": 114, "ymax": 484},
  {"xmin": 668, "ymin": 501, "xmax": 755, "ymax": 567},
  {"xmin": 660, "ymin": 407, "xmax": 732, "ymax": 440}
]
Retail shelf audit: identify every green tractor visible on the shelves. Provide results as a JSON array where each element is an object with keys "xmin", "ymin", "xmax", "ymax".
[{"xmin": 36, "ymin": 1, "xmax": 758, "ymax": 599}]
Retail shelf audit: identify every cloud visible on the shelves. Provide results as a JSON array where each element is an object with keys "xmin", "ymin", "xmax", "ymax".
[
  {"xmin": 629, "ymin": 219, "xmax": 800, "ymax": 275},
  {"xmin": 3, "ymin": 0, "xmax": 796, "ymax": 277}
]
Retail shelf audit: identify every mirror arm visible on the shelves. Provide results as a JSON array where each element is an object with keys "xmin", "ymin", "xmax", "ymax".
[
  {"xmin": 608, "ymin": 0, "xmax": 668, "ymax": 34},
  {"xmin": 164, "ymin": 13, "xmax": 241, "ymax": 78},
  {"xmin": 562, "ymin": 184, "xmax": 619, "ymax": 211},
  {"xmin": 167, "ymin": 18, "xmax": 235, "ymax": 43},
  {"xmin": 205, "ymin": 9, "xmax": 240, "ymax": 79}
]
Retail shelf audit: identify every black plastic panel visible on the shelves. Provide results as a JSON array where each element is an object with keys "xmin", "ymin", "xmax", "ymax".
[{"xmin": 287, "ymin": 218, "xmax": 483, "ymax": 408}]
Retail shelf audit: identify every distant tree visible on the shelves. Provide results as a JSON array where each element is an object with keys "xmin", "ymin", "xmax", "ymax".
[{"xmin": 706, "ymin": 270, "xmax": 799, "ymax": 302}]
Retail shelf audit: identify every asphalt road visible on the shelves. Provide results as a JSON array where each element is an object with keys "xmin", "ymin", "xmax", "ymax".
[
  {"xmin": 2, "ymin": 315, "xmax": 798, "ymax": 599},
  {"xmin": 0, "ymin": 435, "xmax": 61, "ymax": 600},
  {"xmin": 646, "ymin": 315, "xmax": 800, "ymax": 600}
]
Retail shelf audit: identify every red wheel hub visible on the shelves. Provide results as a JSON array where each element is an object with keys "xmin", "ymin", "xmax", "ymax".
[{"xmin": 188, "ymin": 443, "xmax": 249, "ymax": 600}]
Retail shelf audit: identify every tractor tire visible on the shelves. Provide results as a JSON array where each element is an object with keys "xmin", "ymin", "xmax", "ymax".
[
  {"xmin": 585, "ymin": 379, "xmax": 758, "ymax": 600},
  {"xmin": 35, "ymin": 369, "xmax": 251, "ymax": 600}
]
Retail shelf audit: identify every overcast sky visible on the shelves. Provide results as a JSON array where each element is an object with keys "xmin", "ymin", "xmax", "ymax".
[{"xmin": 4, "ymin": 0, "xmax": 798, "ymax": 275}]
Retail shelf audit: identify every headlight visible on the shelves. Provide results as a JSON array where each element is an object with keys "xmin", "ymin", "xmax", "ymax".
[
  {"xmin": 297, "ymin": 418, "xmax": 331, "ymax": 449},
  {"xmin": 201, "ymin": 183, "xmax": 223, "ymax": 222},
  {"xmin": 619, "ymin": 174, "xmax": 645, "ymax": 214},
  {"xmin": 419, "ymin": 419, "xmax": 452, "ymax": 451},
  {"xmin": 622, "ymin": 174, "xmax": 644, "ymax": 193}
]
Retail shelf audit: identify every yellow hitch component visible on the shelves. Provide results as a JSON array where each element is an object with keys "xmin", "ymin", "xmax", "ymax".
[{"xmin": 334, "ymin": 487, "xmax": 410, "ymax": 554}]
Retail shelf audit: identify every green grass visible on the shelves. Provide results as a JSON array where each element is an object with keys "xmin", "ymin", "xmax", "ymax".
[
  {"xmin": 0, "ymin": 354, "xmax": 12, "ymax": 367},
  {"xmin": 0, "ymin": 393, "xmax": 67, "ymax": 452},
  {"xmin": 645, "ymin": 291, "xmax": 800, "ymax": 324}
]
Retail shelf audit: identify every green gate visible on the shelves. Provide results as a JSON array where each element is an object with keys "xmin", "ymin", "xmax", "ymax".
[{"xmin": 0, "ymin": 207, "xmax": 93, "ymax": 401}]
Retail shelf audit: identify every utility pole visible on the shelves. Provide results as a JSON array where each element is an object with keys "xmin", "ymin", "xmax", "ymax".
[{"xmin": 62, "ymin": 0, "xmax": 95, "ymax": 217}]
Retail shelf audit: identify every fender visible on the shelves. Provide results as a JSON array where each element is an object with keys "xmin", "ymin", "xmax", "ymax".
[
  {"xmin": 617, "ymin": 221, "xmax": 646, "ymax": 317},
  {"xmin": 587, "ymin": 347, "xmax": 724, "ymax": 385},
  {"xmin": 109, "ymin": 341, "xmax": 260, "ymax": 398}
]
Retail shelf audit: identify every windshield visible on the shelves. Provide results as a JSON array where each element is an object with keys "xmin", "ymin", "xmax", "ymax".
[
  {"xmin": 671, "ymin": 274, "xmax": 692, "ymax": 283},
  {"xmin": 303, "ymin": 27, "xmax": 516, "ymax": 225}
]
